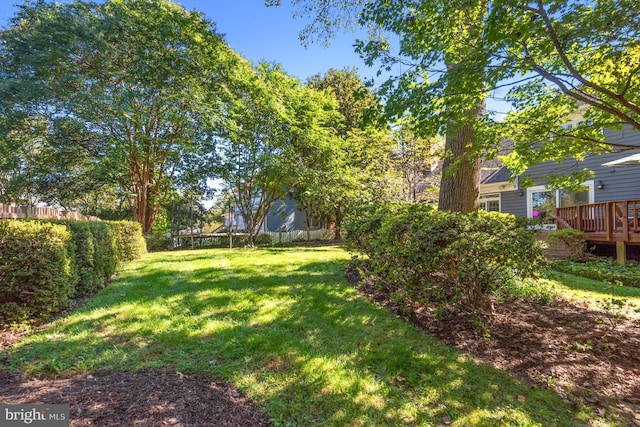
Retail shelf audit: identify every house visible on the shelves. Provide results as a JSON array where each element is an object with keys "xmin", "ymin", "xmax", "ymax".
[
  {"xmin": 479, "ymin": 125, "xmax": 640, "ymax": 260},
  {"xmin": 480, "ymin": 126, "xmax": 640, "ymax": 221},
  {"xmin": 223, "ymin": 196, "xmax": 310, "ymax": 233}
]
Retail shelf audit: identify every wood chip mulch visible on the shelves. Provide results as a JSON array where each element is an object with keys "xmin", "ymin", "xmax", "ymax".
[
  {"xmin": 0, "ymin": 370, "xmax": 269, "ymax": 427},
  {"xmin": 346, "ymin": 263, "xmax": 640, "ymax": 426}
]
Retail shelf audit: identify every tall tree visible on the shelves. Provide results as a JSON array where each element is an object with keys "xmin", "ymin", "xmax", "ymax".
[
  {"xmin": 271, "ymin": 0, "xmax": 640, "ymax": 204},
  {"xmin": 0, "ymin": 0, "xmax": 240, "ymax": 231},
  {"xmin": 304, "ymin": 68, "xmax": 395, "ymax": 237},
  {"xmin": 218, "ymin": 63, "xmax": 339, "ymax": 245}
]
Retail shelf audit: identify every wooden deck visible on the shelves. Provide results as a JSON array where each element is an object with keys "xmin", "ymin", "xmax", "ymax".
[{"xmin": 556, "ymin": 200, "xmax": 640, "ymax": 244}]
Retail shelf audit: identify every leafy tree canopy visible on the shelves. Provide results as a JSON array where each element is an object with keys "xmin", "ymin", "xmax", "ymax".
[
  {"xmin": 1, "ymin": 0, "xmax": 242, "ymax": 231},
  {"xmin": 272, "ymin": 0, "xmax": 640, "ymax": 191}
]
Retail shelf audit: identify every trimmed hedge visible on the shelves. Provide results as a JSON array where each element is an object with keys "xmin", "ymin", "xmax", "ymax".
[
  {"xmin": 0, "ymin": 219, "xmax": 146, "ymax": 327},
  {"xmin": 107, "ymin": 220, "xmax": 147, "ymax": 262},
  {"xmin": 0, "ymin": 221, "xmax": 75, "ymax": 326},
  {"xmin": 344, "ymin": 203, "xmax": 547, "ymax": 312}
]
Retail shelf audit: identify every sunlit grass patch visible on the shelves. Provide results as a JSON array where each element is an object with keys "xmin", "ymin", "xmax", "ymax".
[
  {"xmin": 548, "ymin": 270, "xmax": 640, "ymax": 318},
  {"xmin": 4, "ymin": 246, "xmax": 594, "ymax": 426}
]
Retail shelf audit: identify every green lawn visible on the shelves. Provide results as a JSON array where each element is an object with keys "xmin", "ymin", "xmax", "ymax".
[
  {"xmin": 547, "ymin": 270, "xmax": 640, "ymax": 319},
  {"xmin": 5, "ymin": 246, "xmax": 597, "ymax": 426}
]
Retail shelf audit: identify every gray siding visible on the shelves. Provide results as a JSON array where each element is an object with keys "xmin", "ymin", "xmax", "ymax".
[
  {"xmin": 508, "ymin": 126, "xmax": 640, "ymax": 216},
  {"xmin": 500, "ymin": 190, "xmax": 527, "ymax": 217},
  {"xmin": 265, "ymin": 197, "xmax": 308, "ymax": 232}
]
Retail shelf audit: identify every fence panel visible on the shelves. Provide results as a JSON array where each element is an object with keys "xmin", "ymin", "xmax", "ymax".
[
  {"xmin": 0, "ymin": 203, "xmax": 98, "ymax": 221},
  {"xmin": 262, "ymin": 228, "xmax": 334, "ymax": 244}
]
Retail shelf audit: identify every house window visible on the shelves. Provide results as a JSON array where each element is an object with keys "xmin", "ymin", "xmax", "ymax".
[
  {"xmin": 529, "ymin": 189, "xmax": 556, "ymax": 225},
  {"xmin": 479, "ymin": 193, "xmax": 500, "ymax": 212},
  {"xmin": 526, "ymin": 181, "xmax": 594, "ymax": 227},
  {"xmin": 559, "ymin": 188, "xmax": 590, "ymax": 207}
]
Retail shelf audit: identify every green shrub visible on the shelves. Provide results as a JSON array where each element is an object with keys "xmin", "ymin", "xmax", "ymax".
[
  {"xmin": 344, "ymin": 203, "xmax": 547, "ymax": 312},
  {"xmin": 255, "ymin": 233, "xmax": 272, "ymax": 246},
  {"xmin": 547, "ymin": 228, "xmax": 589, "ymax": 261},
  {"xmin": 65, "ymin": 221, "xmax": 101, "ymax": 295},
  {"xmin": 106, "ymin": 220, "xmax": 147, "ymax": 261},
  {"xmin": 551, "ymin": 258, "xmax": 640, "ymax": 288},
  {"xmin": 144, "ymin": 231, "xmax": 173, "ymax": 252},
  {"xmin": 87, "ymin": 222, "xmax": 118, "ymax": 284},
  {"xmin": 0, "ymin": 221, "xmax": 75, "ymax": 326}
]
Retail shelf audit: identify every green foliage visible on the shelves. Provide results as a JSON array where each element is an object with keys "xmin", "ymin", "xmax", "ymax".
[
  {"xmin": 86, "ymin": 222, "xmax": 117, "ymax": 286},
  {"xmin": 298, "ymin": 69, "xmax": 396, "ymax": 236},
  {"xmin": 344, "ymin": 203, "xmax": 546, "ymax": 311},
  {"xmin": 0, "ymin": 217, "xmax": 145, "ymax": 327},
  {"xmin": 64, "ymin": 221, "xmax": 99, "ymax": 295},
  {"xmin": 47, "ymin": 220, "xmax": 145, "ymax": 294},
  {"xmin": 547, "ymin": 229, "xmax": 589, "ymax": 262},
  {"xmin": 277, "ymin": 0, "xmax": 640, "ymax": 193},
  {"xmin": 1, "ymin": 0, "xmax": 242, "ymax": 231},
  {"xmin": 144, "ymin": 231, "xmax": 173, "ymax": 252},
  {"xmin": 0, "ymin": 221, "xmax": 74, "ymax": 326},
  {"xmin": 105, "ymin": 221, "xmax": 147, "ymax": 263},
  {"xmin": 219, "ymin": 63, "xmax": 341, "ymax": 245},
  {"xmin": 552, "ymin": 259, "xmax": 640, "ymax": 289},
  {"xmin": 254, "ymin": 233, "xmax": 273, "ymax": 246}
]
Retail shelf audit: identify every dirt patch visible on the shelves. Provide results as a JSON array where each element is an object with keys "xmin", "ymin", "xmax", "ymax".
[
  {"xmin": 346, "ymin": 263, "xmax": 640, "ymax": 425},
  {"xmin": 0, "ymin": 370, "xmax": 269, "ymax": 426}
]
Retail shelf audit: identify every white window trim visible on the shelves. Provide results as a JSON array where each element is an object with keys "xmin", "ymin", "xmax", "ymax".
[
  {"xmin": 479, "ymin": 192, "xmax": 501, "ymax": 212},
  {"xmin": 526, "ymin": 180, "xmax": 595, "ymax": 227}
]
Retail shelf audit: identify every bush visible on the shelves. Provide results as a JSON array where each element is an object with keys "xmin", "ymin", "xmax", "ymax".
[
  {"xmin": 0, "ymin": 219, "xmax": 146, "ymax": 327},
  {"xmin": 344, "ymin": 203, "xmax": 547, "ymax": 312},
  {"xmin": 65, "ymin": 221, "xmax": 100, "ymax": 295},
  {"xmin": 106, "ymin": 220, "xmax": 147, "ymax": 261},
  {"xmin": 0, "ymin": 221, "xmax": 75, "ymax": 326},
  {"xmin": 87, "ymin": 222, "xmax": 118, "ymax": 284},
  {"xmin": 254, "ymin": 233, "xmax": 272, "ymax": 246},
  {"xmin": 144, "ymin": 231, "xmax": 173, "ymax": 252},
  {"xmin": 551, "ymin": 258, "xmax": 640, "ymax": 288},
  {"xmin": 547, "ymin": 228, "xmax": 589, "ymax": 261}
]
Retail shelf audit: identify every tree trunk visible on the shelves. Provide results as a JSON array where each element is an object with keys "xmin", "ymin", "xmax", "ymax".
[
  {"xmin": 438, "ymin": 99, "xmax": 485, "ymax": 212},
  {"xmin": 438, "ymin": 0, "xmax": 488, "ymax": 213},
  {"xmin": 334, "ymin": 207, "xmax": 343, "ymax": 240}
]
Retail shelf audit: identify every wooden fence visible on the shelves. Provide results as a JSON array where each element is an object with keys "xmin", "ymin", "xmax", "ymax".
[{"xmin": 0, "ymin": 203, "xmax": 100, "ymax": 221}]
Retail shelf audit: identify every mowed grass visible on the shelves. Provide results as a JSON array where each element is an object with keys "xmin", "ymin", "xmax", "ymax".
[
  {"xmin": 5, "ymin": 246, "xmax": 594, "ymax": 426},
  {"xmin": 547, "ymin": 270, "xmax": 640, "ymax": 319}
]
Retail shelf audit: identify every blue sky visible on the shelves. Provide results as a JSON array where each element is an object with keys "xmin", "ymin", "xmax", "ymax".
[{"xmin": 0, "ymin": 0, "xmax": 375, "ymax": 83}]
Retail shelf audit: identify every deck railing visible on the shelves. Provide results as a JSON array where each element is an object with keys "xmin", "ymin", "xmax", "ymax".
[{"xmin": 556, "ymin": 200, "xmax": 640, "ymax": 242}]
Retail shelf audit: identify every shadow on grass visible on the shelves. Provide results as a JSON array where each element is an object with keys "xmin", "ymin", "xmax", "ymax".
[{"xmin": 3, "ymin": 248, "xmax": 586, "ymax": 426}]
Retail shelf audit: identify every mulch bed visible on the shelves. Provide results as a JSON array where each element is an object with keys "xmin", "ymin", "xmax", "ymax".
[
  {"xmin": 2, "ymin": 264, "xmax": 639, "ymax": 425},
  {"xmin": 0, "ymin": 370, "xmax": 269, "ymax": 426},
  {"xmin": 346, "ymin": 264, "xmax": 640, "ymax": 425}
]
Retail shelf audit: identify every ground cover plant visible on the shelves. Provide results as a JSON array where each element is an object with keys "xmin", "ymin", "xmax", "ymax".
[
  {"xmin": 1, "ymin": 247, "xmax": 592, "ymax": 426},
  {"xmin": 552, "ymin": 259, "xmax": 640, "ymax": 289},
  {"xmin": 348, "ymin": 262, "xmax": 640, "ymax": 426}
]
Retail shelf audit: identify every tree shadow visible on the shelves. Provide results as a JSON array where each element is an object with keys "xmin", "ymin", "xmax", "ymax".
[{"xmin": 3, "ymin": 248, "xmax": 587, "ymax": 425}]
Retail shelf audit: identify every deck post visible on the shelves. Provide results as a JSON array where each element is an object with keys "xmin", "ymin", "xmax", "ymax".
[
  {"xmin": 616, "ymin": 241, "xmax": 627, "ymax": 265},
  {"xmin": 622, "ymin": 201, "xmax": 630, "ymax": 242},
  {"xmin": 606, "ymin": 202, "xmax": 612, "ymax": 241},
  {"xmin": 576, "ymin": 206, "xmax": 583, "ymax": 230}
]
